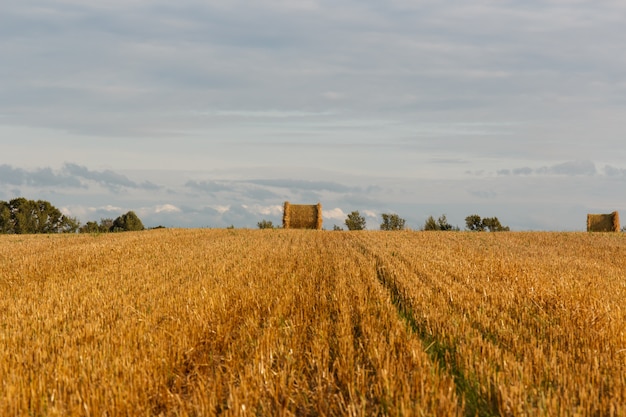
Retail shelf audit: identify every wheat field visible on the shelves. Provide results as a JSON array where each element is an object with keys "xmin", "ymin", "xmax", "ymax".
[{"xmin": 0, "ymin": 229, "xmax": 624, "ymax": 416}]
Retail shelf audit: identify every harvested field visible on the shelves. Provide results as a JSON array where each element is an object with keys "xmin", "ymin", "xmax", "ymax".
[{"xmin": 1, "ymin": 230, "xmax": 624, "ymax": 416}]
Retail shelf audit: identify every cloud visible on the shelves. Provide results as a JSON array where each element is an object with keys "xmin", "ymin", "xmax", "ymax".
[
  {"xmin": 322, "ymin": 207, "xmax": 346, "ymax": 220},
  {"xmin": 0, "ymin": 164, "xmax": 83, "ymax": 187},
  {"xmin": 513, "ymin": 167, "xmax": 534, "ymax": 176},
  {"xmin": 208, "ymin": 110, "xmax": 335, "ymax": 118},
  {"xmin": 543, "ymin": 160, "xmax": 597, "ymax": 176},
  {"xmin": 184, "ymin": 180, "xmax": 231, "ymax": 193},
  {"xmin": 0, "ymin": 163, "xmax": 164, "ymax": 192},
  {"xmin": 246, "ymin": 179, "xmax": 358, "ymax": 193},
  {"xmin": 155, "ymin": 204, "xmax": 181, "ymax": 213},
  {"xmin": 241, "ymin": 204, "xmax": 283, "ymax": 217},
  {"xmin": 98, "ymin": 205, "xmax": 124, "ymax": 212},
  {"xmin": 363, "ymin": 210, "xmax": 378, "ymax": 218},
  {"xmin": 497, "ymin": 160, "xmax": 598, "ymax": 177},
  {"xmin": 63, "ymin": 163, "xmax": 161, "ymax": 191},
  {"xmin": 469, "ymin": 190, "xmax": 497, "ymax": 199},
  {"xmin": 603, "ymin": 165, "xmax": 626, "ymax": 177}
]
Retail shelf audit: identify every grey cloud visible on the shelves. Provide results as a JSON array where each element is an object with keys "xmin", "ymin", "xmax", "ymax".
[
  {"xmin": 196, "ymin": 179, "xmax": 283, "ymax": 201},
  {"xmin": 498, "ymin": 161, "xmax": 598, "ymax": 177},
  {"xmin": 245, "ymin": 179, "xmax": 359, "ymax": 193},
  {"xmin": 494, "ymin": 167, "xmax": 531, "ymax": 176},
  {"xmin": 604, "ymin": 165, "xmax": 626, "ymax": 177},
  {"xmin": 512, "ymin": 167, "xmax": 533, "ymax": 176},
  {"xmin": 468, "ymin": 190, "xmax": 497, "ymax": 199},
  {"xmin": 185, "ymin": 180, "xmax": 232, "ymax": 194},
  {"xmin": 63, "ymin": 163, "xmax": 161, "ymax": 191},
  {"xmin": 0, "ymin": 163, "xmax": 163, "ymax": 192},
  {"xmin": 548, "ymin": 160, "xmax": 596, "ymax": 176},
  {"xmin": 0, "ymin": 164, "xmax": 83, "ymax": 187},
  {"xmin": 139, "ymin": 181, "xmax": 161, "ymax": 190},
  {"xmin": 64, "ymin": 163, "xmax": 135, "ymax": 188},
  {"xmin": 3, "ymin": 0, "xmax": 626, "ymax": 146},
  {"xmin": 243, "ymin": 187, "xmax": 281, "ymax": 201}
]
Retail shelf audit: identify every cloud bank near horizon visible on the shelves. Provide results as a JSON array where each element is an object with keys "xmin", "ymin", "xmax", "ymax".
[{"xmin": 0, "ymin": 161, "xmax": 623, "ymax": 231}]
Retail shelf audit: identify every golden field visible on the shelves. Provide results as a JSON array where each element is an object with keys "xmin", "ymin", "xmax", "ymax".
[{"xmin": 0, "ymin": 229, "xmax": 624, "ymax": 416}]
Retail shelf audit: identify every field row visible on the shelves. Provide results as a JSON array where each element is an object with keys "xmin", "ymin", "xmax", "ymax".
[
  {"xmin": 353, "ymin": 231, "xmax": 626, "ymax": 416},
  {"xmin": 1, "ymin": 230, "xmax": 624, "ymax": 416}
]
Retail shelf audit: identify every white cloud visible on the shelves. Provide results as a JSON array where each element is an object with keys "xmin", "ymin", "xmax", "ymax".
[
  {"xmin": 155, "ymin": 204, "xmax": 181, "ymax": 213},
  {"xmin": 211, "ymin": 205, "xmax": 231, "ymax": 214},
  {"xmin": 241, "ymin": 204, "xmax": 283, "ymax": 216},
  {"xmin": 322, "ymin": 207, "xmax": 346, "ymax": 220},
  {"xmin": 97, "ymin": 205, "xmax": 123, "ymax": 212},
  {"xmin": 363, "ymin": 210, "xmax": 377, "ymax": 218}
]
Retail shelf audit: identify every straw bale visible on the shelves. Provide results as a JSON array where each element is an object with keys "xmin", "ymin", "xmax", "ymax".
[
  {"xmin": 587, "ymin": 211, "xmax": 620, "ymax": 232},
  {"xmin": 283, "ymin": 201, "xmax": 323, "ymax": 229}
]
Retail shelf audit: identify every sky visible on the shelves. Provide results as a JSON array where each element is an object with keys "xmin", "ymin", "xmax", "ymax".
[{"xmin": 1, "ymin": 0, "xmax": 625, "ymax": 230}]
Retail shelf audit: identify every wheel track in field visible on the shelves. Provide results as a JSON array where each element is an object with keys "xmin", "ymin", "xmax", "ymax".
[{"xmin": 348, "ymin": 236, "xmax": 501, "ymax": 417}]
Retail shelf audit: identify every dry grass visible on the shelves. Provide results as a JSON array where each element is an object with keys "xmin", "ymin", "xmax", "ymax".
[
  {"xmin": 587, "ymin": 211, "xmax": 620, "ymax": 232},
  {"xmin": 282, "ymin": 202, "xmax": 323, "ymax": 230},
  {"xmin": 1, "ymin": 230, "xmax": 625, "ymax": 416}
]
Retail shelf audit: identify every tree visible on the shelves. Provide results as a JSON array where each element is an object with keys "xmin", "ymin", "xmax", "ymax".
[
  {"xmin": 257, "ymin": 219, "xmax": 274, "ymax": 229},
  {"xmin": 99, "ymin": 218, "xmax": 114, "ymax": 232},
  {"xmin": 111, "ymin": 211, "xmax": 144, "ymax": 232},
  {"xmin": 79, "ymin": 221, "xmax": 101, "ymax": 233},
  {"xmin": 465, "ymin": 214, "xmax": 485, "ymax": 231},
  {"xmin": 0, "ymin": 198, "xmax": 79, "ymax": 234},
  {"xmin": 333, "ymin": 225, "xmax": 344, "ymax": 231},
  {"xmin": 482, "ymin": 217, "xmax": 510, "ymax": 232},
  {"xmin": 380, "ymin": 213, "xmax": 406, "ymax": 231},
  {"xmin": 0, "ymin": 202, "xmax": 12, "ymax": 234},
  {"xmin": 345, "ymin": 211, "xmax": 366, "ymax": 230},
  {"xmin": 423, "ymin": 215, "xmax": 438, "ymax": 231},
  {"xmin": 424, "ymin": 214, "xmax": 458, "ymax": 231},
  {"xmin": 465, "ymin": 214, "xmax": 510, "ymax": 232}
]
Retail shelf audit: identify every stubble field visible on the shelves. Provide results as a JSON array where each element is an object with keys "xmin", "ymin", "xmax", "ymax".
[{"xmin": 0, "ymin": 229, "xmax": 624, "ymax": 416}]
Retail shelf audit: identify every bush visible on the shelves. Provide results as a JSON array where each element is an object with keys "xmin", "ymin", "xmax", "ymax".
[
  {"xmin": 380, "ymin": 213, "xmax": 406, "ymax": 231},
  {"xmin": 257, "ymin": 220, "xmax": 275, "ymax": 229},
  {"xmin": 424, "ymin": 214, "xmax": 459, "ymax": 231},
  {"xmin": 345, "ymin": 211, "xmax": 366, "ymax": 231},
  {"xmin": 465, "ymin": 215, "xmax": 509, "ymax": 232},
  {"xmin": 111, "ymin": 211, "xmax": 145, "ymax": 232}
]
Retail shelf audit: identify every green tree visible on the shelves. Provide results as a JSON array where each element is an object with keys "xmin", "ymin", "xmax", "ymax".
[
  {"xmin": 111, "ymin": 211, "xmax": 144, "ymax": 232},
  {"xmin": 257, "ymin": 219, "xmax": 274, "ymax": 229},
  {"xmin": 79, "ymin": 221, "xmax": 100, "ymax": 233},
  {"xmin": 99, "ymin": 218, "xmax": 114, "ymax": 232},
  {"xmin": 380, "ymin": 213, "xmax": 406, "ymax": 231},
  {"xmin": 423, "ymin": 215, "xmax": 438, "ymax": 231},
  {"xmin": 424, "ymin": 214, "xmax": 458, "ymax": 231},
  {"xmin": 465, "ymin": 215, "xmax": 509, "ymax": 232},
  {"xmin": 482, "ymin": 217, "xmax": 510, "ymax": 232},
  {"xmin": 345, "ymin": 211, "xmax": 366, "ymax": 230},
  {"xmin": 0, "ymin": 201, "xmax": 12, "ymax": 234},
  {"xmin": 0, "ymin": 198, "xmax": 79, "ymax": 234},
  {"xmin": 465, "ymin": 214, "xmax": 485, "ymax": 231}
]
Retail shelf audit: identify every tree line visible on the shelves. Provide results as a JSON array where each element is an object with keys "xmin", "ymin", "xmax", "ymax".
[
  {"xmin": 340, "ymin": 211, "xmax": 508, "ymax": 231},
  {"xmin": 1, "ymin": 197, "xmax": 507, "ymax": 234},
  {"xmin": 0, "ymin": 198, "xmax": 144, "ymax": 234},
  {"xmin": 259, "ymin": 211, "xmax": 509, "ymax": 231}
]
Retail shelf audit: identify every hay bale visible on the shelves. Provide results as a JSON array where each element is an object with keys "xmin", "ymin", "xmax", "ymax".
[
  {"xmin": 283, "ymin": 201, "xmax": 323, "ymax": 229},
  {"xmin": 587, "ymin": 211, "xmax": 620, "ymax": 232}
]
